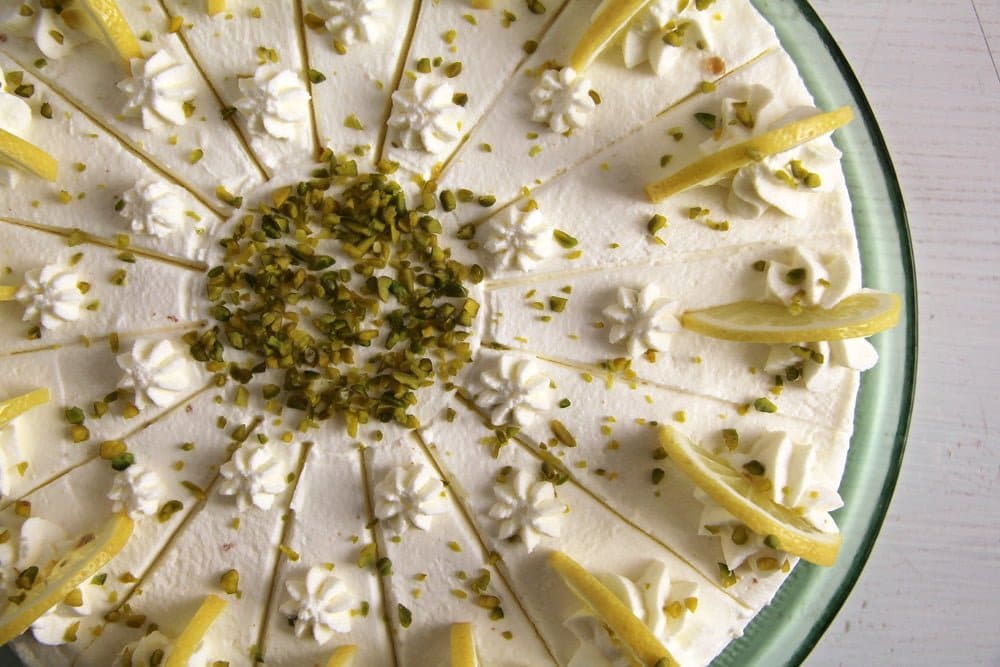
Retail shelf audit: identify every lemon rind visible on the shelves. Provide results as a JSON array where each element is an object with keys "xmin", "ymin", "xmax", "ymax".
[
  {"xmin": 658, "ymin": 425, "xmax": 841, "ymax": 567},
  {"xmin": 163, "ymin": 594, "xmax": 228, "ymax": 667},
  {"xmin": 0, "ymin": 388, "xmax": 51, "ymax": 429},
  {"xmin": 450, "ymin": 622, "xmax": 477, "ymax": 667},
  {"xmin": 78, "ymin": 0, "xmax": 143, "ymax": 63},
  {"xmin": 645, "ymin": 106, "xmax": 854, "ymax": 202},
  {"xmin": 0, "ymin": 130, "xmax": 58, "ymax": 182}
]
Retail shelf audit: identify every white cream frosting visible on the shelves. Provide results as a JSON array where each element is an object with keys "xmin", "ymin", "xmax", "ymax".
[
  {"xmin": 697, "ymin": 431, "xmax": 842, "ymax": 571},
  {"xmin": 31, "ymin": 580, "xmax": 101, "ymax": 646},
  {"xmin": 218, "ymin": 441, "xmax": 289, "ymax": 511},
  {"xmin": 764, "ymin": 245, "xmax": 856, "ymax": 309},
  {"xmin": 320, "ymin": 0, "xmax": 389, "ymax": 45},
  {"xmin": 471, "ymin": 355, "xmax": 555, "ymax": 428},
  {"xmin": 529, "ymin": 67, "xmax": 597, "ymax": 134},
  {"xmin": 0, "ymin": 1, "xmax": 89, "ymax": 60},
  {"xmin": 0, "ymin": 422, "xmax": 22, "ymax": 498},
  {"xmin": 488, "ymin": 469, "xmax": 565, "ymax": 553},
  {"xmin": 622, "ymin": 0, "xmax": 714, "ymax": 74},
  {"xmin": 118, "ymin": 50, "xmax": 197, "ymax": 130},
  {"xmin": 114, "ymin": 629, "xmax": 171, "ymax": 667},
  {"xmin": 16, "ymin": 261, "xmax": 87, "ymax": 330},
  {"xmin": 373, "ymin": 462, "xmax": 448, "ymax": 536},
  {"xmin": 728, "ymin": 107, "xmax": 843, "ymax": 219},
  {"xmin": 566, "ymin": 561, "xmax": 699, "ymax": 667},
  {"xmin": 278, "ymin": 565, "xmax": 355, "ymax": 644},
  {"xmin": 388, "ymin": 75, "xmax": 464, "ymax": 154},
  {"xmin": 765, "ymin": 338, "xmax": 879, "ymax": 392},
  {"xmin": 236, "ymin": 64, "xmax": 311, "ymax": 141},
  {"xmin": 117, "ymin": 339, "xmax": 199, "ymax": 409},
  {"xmin": 107, "ymin": 465, "xmax": 165, "ymax": 520},
  {"xmin": 698, "ymin": 84, "xmax": 778, "ymax": 151},
  {"xmin": 481, "ymin": 206, "xmax": 557, "ymax": 275},
  {"xmin": 118, "ymin": 180, "xmax": 191, "ymax": 239},
  {"xmin": 0, "ymin": 517, "xmax": 66, "ymax": 596},
  {"xmin": 602, "ymin": 284, "xmax": 681, "ymax": 357}
]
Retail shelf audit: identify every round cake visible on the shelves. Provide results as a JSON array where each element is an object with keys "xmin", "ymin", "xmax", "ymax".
[{"xmin": 0, "ymin": 1, "xmax": 895, "ymax": 665}]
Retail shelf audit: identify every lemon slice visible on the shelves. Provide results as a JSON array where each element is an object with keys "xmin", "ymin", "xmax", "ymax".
[
  {"xmin": 0, "ymin": 130, "xmax": 58, "ymax": 182},
  {"xmin": 0, "ymin": 513, "xmax": 134, "ymax": 646},
  {"xmin": 0, "ymin": 388, "xmax": 51, "ymax": 429},
  {"xmin": 548, "ymin": 551, "xmax": 678, "ymax": 667},
  {"xmin": 0, "ymin": 286, "xmax": 19, "ymax": 301},
  {"xmin": 681, "ymin": 290, "xmax": 901, "ymax": 343},
  {"xmin": 645, "ymin": 106, "xmax": 854, "ymax": 202},
  {"xmin": 450, "ymin": 622, "xmax": 478, "ymax": 667},
  {"xmin": 658, "ymin": 425, "xmax": 841, "ymax": 566},
  {"xmin": 325, "ymin": 645, "xmax": 358, "ymax": 667},
  {"xmin": 570, "ymin": 0, "xmax": 654, "ymax": 72},
  {"xmin": 163, "ymin": 594, "xmax": 227, "ymax": 667},
  {"xmin": 206, "ymin": 0, "xmax": 227, "ymax": 15},
  {"xmin": 76, "ymin": 0, "xmax": 143, "ymax": 64}
]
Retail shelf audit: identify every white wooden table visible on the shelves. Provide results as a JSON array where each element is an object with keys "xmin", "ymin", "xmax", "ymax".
[{"xmin": 805, "ymin": 1, "xmax": 1000, "ymax": 665}]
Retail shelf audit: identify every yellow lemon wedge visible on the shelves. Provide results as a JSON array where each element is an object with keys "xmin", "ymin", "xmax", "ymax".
[
  {"xmin": 658, "ymin": 425, "xmax": 841, "ymax": 566},
  {"xmin": 0, "ymin": 286, "xmax": 19, "ymax": 301},
  {"xmin": 163, "ymin": 594, "xmax": 228, "ymax": 667},
  {"xmin": 645, "ymin": 106, "xmax": 854, "ymax": 202},
  {"xmin": 325, "ymin": 645, "xmax": 358, "ymax": 667},
  {"xmin": 76, "ymin": 0, "xmax": 143, "ymax": 64},
  {"xmin": 548, "ymin": 551, "xmax": 679, "ymax": 667},
  {"xmin": 681, "ymin": 290, "xmax": 901, "ymax": 344},
  {"xmin": 0, "ymin": 388, "xmax": 51, "ymax": 429},
  {"xmin": 570, "ymin": 0, "xmax": 654, "ymax": 72},
  {"xmin": 0, "ymin": 130, "xmax": 58, "ymax": 182},
  {"xmin": 450, "ymin": 622, "xmax": 478, "ymax": 667},
  {"xmin": 0, "ymin": 513, "xmax": 134, "ymax": 646}
]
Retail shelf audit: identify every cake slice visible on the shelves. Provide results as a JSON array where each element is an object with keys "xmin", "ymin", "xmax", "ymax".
[
  {"xmin": 0, "ymin": 3, "xmax": 265, "ymax": 211},
  {"xmin": 159, "ymin": 0, "xmax": 316, "ymax": 174},
  {"xmin": 0, "ymin": 221, "xmax": 202, "ymax": 355}
]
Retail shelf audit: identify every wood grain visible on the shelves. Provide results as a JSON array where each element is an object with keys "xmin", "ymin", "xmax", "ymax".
[{"xmin": 806, "ymin": 1, "xmax": 1000, "ymax": 665}]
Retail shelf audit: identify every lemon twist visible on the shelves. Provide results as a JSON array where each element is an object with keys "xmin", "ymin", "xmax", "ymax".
[
  {"xmin": 570, "ymin": 0, "xmax": 655, "ymax": 72},
  {"xmin": 645, "ymin": 106, "xmax": 854, "ymax": 202},
  {"xmin": 0, "ymin": 130, "xmax": 58, "ymax": 182},
  {"xmin": 549, "ymin": 551, "xmax": 679, "ymax": 667},
  {"xmin": 658, "ymin": 425, "xmax": 841, "ymax": 566},
  {"xmin": 0, "ymin": 513, "xmax": 134, "ymax": 646},
  {"xmin": 0, "ymin": 388, "xmax": 51, "ymax": 429},
  {"xmin": 163, "ymin": 594, "xmax": 228, "ymax": 667},
  {"xmin": 77, "ymin": 0, "xmax": 143, "ymax": 64},
  {"xmin": 681, "ymin": 290, "xmax": 901, "ymax": 343},
  {"xmin": 450, "ymin": 622, "xmax": 478, "ymax": 667},
  {"xmin": 325, "ymin": 645, "xmax": 358, "ymax": 667}
]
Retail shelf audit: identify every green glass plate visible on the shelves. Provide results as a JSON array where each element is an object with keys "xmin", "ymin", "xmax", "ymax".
[{"xmin": 712, "ymin": 1, "xmax": 917, "ymax": 665}]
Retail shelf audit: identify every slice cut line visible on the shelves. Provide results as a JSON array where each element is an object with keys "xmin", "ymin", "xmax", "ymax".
[
  {"xmin": 0, "ymin": 130, "xmax": 58, "ymax": 182},
  {"xmin": 0, "ymin": 513, "xmax": 134, "ymax": 646},
  {"xmin": 325, "ymin": 645, "xmax": 358, "ymax": 667},
  {"xmin": 450, "ymin": 622, "xmax": 478, "ymax": 667},
  {"xmin": 0, "ymin": 388, "xmax": 51, "ymax": 429},
  {"xmin": 657, "ymin": 425, "xmax": 841, "ymax": 566},
  {"xmin": 681, "ymin": 290, "xmax": 901, "ymax": 343},
  {"xmin": 645, "ymin": 106, "xmax": 854, "ymax": 202},
  {"xmin": 570, "ymin": 0, "xmax": 654, "ymax": 72},
  {"xmin": 548, "ymin": 550, "xmax": 678, "ymax": 667},
  {"xmin": 163, "ymin": 594, "xmax": 228, "ymax": 667},
  {"xmin": 76, "ymin": 0, "xmax": 143, "ymax": 65}
]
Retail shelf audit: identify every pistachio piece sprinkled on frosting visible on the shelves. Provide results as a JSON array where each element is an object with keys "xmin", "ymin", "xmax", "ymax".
[
  {"xmin": 764, "ymin": 246, "xmax": 856, "ymax": 309},
  {"xmin": 117, "ymin": 50, "xmax": 198, "ymax": 130},
  {"xmin": 279, "ymin": 565, "xmax": 356, "ymax": 644},
  {"xmin": 529, "ymin": 67, "xmax": 597, "ymax": 134},
  {"xmin": 622, "ymin": 0, "xmax": 714, "ymax": 75},
  {"xmin": 488, "ymin": 468, "xmax": 566, "ymax": 552}
]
